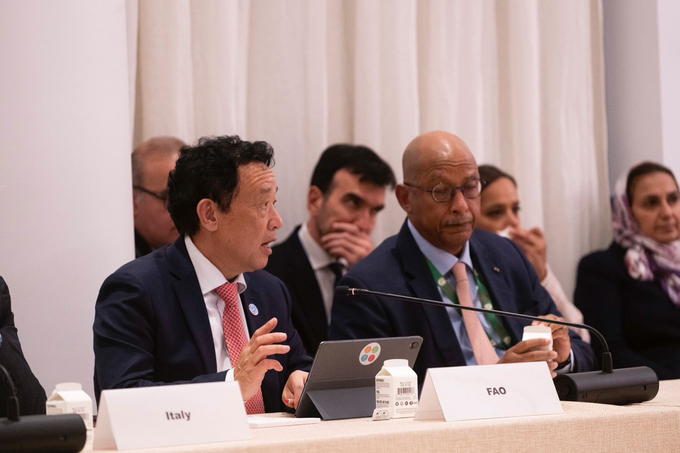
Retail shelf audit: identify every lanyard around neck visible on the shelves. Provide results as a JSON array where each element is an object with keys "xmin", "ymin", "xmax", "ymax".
[{"xmin": 425, "ymin": 259, "xmax": 512, "ymax": 349}]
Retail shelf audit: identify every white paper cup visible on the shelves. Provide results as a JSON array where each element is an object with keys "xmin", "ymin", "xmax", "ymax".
[{"xmin": 522, "ymin": 325, "xmax": 553, "ymax": 351}]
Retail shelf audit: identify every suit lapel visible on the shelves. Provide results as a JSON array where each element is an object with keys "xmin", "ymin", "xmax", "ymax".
[
  {"xmin": 284, "ymin": 229, "xmax": 328, "ymax": 336},
  {"xmin": 240, "ymin": 281, "xmax": 267, "ymax": 335},
  {"xmin": 167, "ymin": 237, "xmax": 218, "ymax": 374},
  {"xmin": 241, "ymin": 274, "xmax": 278, "ymax": 411},
  {"xmin": 397, "ymin": 223, "xmax": 466, "ymax": 365}
]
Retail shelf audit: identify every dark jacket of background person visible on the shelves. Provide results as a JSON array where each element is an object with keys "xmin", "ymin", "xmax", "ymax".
[
  {"xmin": 575, "ymin": 242, "xmax": 680, "ymax": 379},
  {"xmin": 0, "ymin": 276, "xmax": 47, "ymax": 416},
  {"xmin": 265, "ymin": 225, "xmax": 327, "ymax": 356}
]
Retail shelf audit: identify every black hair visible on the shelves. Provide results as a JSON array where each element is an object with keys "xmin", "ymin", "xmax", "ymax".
[
  {"xmin": 310, "ymin": 144, "xmax": 396, "ymax": 194},
  {"xmin": 478, "ymin": 164, "xmax": 517, "ymax": 191},
  {"xmin": 626, "ymin": 161, "xmax": 678, "ymax": 205},
  {"xmin": 167, "ymin": 135, "xmax": 274, "ymax": 236}
]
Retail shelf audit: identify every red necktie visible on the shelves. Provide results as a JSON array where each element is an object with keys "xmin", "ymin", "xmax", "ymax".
[
  {"xmin": 452, "ymin": 262, "xmax": 498, "ymax": 365},
  {"xmin": 215, "ymin": 282, "xmax": 265, "ymax": 414}
]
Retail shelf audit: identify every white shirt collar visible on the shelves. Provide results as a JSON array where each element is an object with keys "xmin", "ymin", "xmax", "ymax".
[
  {"xmin": 298, "ymin": 222, "xmax": 338, "ymax": 271},
  {"xmin": 184, "ymin": 235, "xmax": 247, "ymax": 295},
  {"xmin": 407, "ymin": 219, "xmax": 473, "ymax": 274}
]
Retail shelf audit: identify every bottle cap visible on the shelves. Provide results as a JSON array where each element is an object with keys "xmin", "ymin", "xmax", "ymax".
[{"xmin": 383, "ymin": 359, "xmax": 408, "ymax": 367}]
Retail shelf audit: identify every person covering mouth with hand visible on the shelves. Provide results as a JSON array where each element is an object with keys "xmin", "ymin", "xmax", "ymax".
[
  {"xmin": 265, "ymin": 144, "xmax": 395, "ymax": 356},
  {"xmin": 475, "ymin": 164, "xmax": 589, "ymax": 342}
]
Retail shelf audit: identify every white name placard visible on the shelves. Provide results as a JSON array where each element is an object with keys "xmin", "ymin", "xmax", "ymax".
[
  {"xmin": 415, "ymin": 362, "xmax": 563, "ymax": 422},
  {"xmin": 94, "ymin": 381, "xmax": 250, "ymax": 450}
]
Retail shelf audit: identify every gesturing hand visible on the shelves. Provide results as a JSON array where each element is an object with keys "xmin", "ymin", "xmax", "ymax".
[{"xmin": 233, "ymin": 317, "xmax": 290, "ymax": 401}]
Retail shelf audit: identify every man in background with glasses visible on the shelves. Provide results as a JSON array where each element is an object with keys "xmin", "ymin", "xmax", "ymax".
[
  {"xmin": 330, "ymin": 131, "xmax": 595, "ymax": 385},
  {"xmin": 132, "ymin": 136, "xmax": 185, "ymax": 257}
]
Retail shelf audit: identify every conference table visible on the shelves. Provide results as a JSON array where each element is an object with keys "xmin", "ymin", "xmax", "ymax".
[{"xmin": 87, "ymin": 380, "xmax": 680, "ymax": 452}]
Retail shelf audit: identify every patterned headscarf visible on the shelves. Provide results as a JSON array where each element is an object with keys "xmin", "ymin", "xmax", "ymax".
[{"xmin": 612, "ymin": 175, "xmax": 680, "ymax": 305}]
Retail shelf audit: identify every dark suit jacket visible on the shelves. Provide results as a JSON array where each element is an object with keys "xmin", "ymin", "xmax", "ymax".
[
  {"xmin": 0, "ymin": 276, "xmax": 46, "ymax": 416},
  {"xmin": 93, "ymin": 237, "xmax": 312, "ymax": 411},
  {"xmin": 575, "ymin": 242, "xmax": 680, "ymax": 379},
  {"xmin": 330, "ymin": 221, "xmax": 595, "ymax": 384},
  {"xmin": 265, "ymin": 225, "xmax": 328, "ymax": 356}
]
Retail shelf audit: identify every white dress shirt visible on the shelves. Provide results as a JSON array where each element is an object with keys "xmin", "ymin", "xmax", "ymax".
[
  {"xmin": 184, "ymin": 235, "xmax": 249, "ymax": 379},
  {"xmin": 298, "ymin": 223, "xmax": 346, "ymax": 324}
]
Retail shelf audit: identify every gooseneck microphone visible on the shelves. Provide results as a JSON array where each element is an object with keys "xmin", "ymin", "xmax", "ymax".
[
  {"xmin": 0, "ymin": 336, "xmax": 87, "ymax": 452},
  {"xmin": 336, "ymin": 286, "xmax": 659, "ymax": 405},
  {"xmin": 337, "ymin": 287, "xmax": 614, "ymax": 369}
]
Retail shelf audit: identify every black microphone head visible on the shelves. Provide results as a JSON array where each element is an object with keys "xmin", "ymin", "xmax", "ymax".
[
  {"xmin": 335, "ymin": 286, "xmax": 351, "ymax": 297},
  {"xmin": 554, "ymin": 366, "xmax": 659, "ymax": 405}
]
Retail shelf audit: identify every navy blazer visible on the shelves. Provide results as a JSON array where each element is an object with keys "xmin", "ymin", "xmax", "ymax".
[
  {"xmin": 575, "ymin": 242, "xmax": 680, "ymax": 379},
  {"xmin": 0, "ymin": 276, "xmax": 46, "ymax": 416},
  {"xmin": 329, "ymin": 221, "xmax": 595, "ymax": 384},
  {"xmin": 93, "ymin": 237, "xmax": 312, "ymax": 411},
  {"xmin": 265, "ymin": 225, "xmax": 328, "ymax": 356}
]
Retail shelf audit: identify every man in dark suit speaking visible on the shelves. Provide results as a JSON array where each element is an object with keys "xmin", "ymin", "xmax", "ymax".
[
  {"xmin": 330, "ymin": 131, "xmax": 595, "ymax": 384},
  {"xmin": 94, "ymin": 135, "xmax": 311, "ymax": 413}
]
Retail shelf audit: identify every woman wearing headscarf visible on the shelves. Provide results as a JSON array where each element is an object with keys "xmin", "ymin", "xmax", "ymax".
[
  {"xmin": 575, "ymin": 162, "xmax": 680, "ymax": 379},
  {"xmin": 477, "ymin": 165, "xmax": 589, "ymax": 342}
]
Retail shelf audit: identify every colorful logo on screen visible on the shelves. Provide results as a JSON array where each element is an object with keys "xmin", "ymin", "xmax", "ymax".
[{"xmin": 359, "ymin": 342, "xmax": 381, "ymax": 366}]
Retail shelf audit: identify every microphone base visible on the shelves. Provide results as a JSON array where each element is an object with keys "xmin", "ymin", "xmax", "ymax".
[
  {"xmin": 0, "ymin": 413, "xmax": 86, "ymax": 453},
  {"xmin": 554, "ymin": 366, "xmax": 659, "ymax": 405}
]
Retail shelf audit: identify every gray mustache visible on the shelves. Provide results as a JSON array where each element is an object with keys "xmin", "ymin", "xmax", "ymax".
[{"xmin": 443, "ymin": 217, "xmax": 473, "ymax": 227}]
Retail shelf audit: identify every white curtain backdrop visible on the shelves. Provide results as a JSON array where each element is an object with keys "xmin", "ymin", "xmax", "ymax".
[
  {"xmin": 127, "ymin": 0, "xmax": 610, "ymax": 298},
  {"xmin": 0, "ymin": 0, "xmax": 133, "ymax": 401}
]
